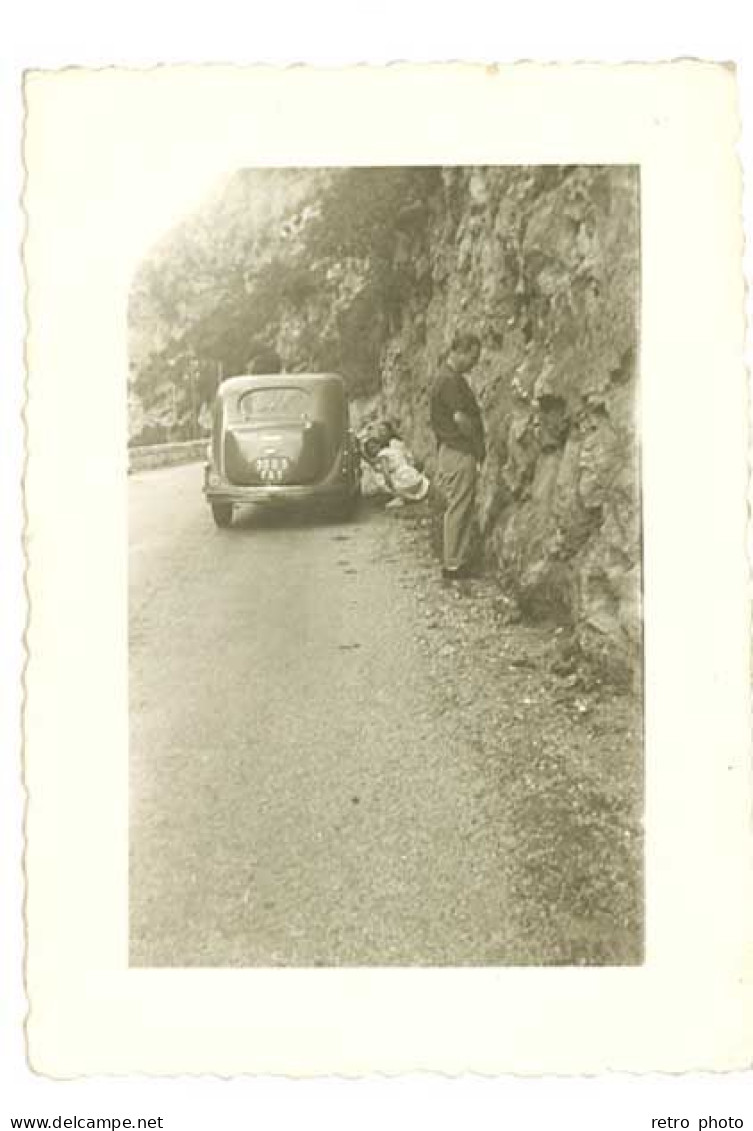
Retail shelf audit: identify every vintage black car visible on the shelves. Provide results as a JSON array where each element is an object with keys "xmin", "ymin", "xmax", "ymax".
[{"xmin": 203, "ymin": 372, "xmax": 361, "ymax": 527}]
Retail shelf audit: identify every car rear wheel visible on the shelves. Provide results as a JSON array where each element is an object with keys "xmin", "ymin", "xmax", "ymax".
[{"xmin": 211, "ymin": 502, "xmax": 234, "ymax": 528}]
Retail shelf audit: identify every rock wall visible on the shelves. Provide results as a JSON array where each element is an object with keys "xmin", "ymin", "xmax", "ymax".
[
  {"xmin": 130, "ymin": 166, "xmax": 641, "ymax": 681},
  {"xmin": 373, "ymin": 167, "xmax": 641, "ymax": 682}
]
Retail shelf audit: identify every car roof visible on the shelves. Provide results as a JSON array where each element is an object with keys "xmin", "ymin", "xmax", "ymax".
[{"xmin": 218, "ymin": 372, "xmax": 345, "ymax": 396}]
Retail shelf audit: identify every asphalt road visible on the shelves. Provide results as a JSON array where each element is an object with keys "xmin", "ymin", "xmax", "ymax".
[{"xmin": 129, "ymin": 462, "xmax": 519, "ymax": 967}]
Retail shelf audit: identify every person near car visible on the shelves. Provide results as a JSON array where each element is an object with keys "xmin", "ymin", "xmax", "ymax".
[{"xmin": 429, "ymin": 330, "xmax": 485, "ymax": 580}]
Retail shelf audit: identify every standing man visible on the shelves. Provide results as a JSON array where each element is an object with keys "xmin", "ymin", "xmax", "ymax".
[{"xmin": 429, "ymin": 330, "xmax": 485, "ymax": 580}]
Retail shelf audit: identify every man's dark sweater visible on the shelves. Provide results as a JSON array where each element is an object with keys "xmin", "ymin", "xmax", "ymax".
[{"xmin": 429, "ymin": 364, "xmax": 485, "ymax": 461}]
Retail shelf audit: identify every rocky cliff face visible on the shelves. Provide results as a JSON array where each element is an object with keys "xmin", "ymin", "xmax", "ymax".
[
  {"xmin": 376, "ymin": 167, "xmax": 641, "ymax": 683},
  {"xmin": 129, "ymin": 165, "xmax": 641, "ymax": 681}
]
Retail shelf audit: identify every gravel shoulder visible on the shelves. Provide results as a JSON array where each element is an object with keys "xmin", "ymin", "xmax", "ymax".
[{"xmin": 383, "ymin": 500, "xmax": 644, "ymax": 966}]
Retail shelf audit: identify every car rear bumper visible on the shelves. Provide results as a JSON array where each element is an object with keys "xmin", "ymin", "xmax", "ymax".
[{"xmin": 203, "ymin": 465, "xmax": 358, "ymax": 507}]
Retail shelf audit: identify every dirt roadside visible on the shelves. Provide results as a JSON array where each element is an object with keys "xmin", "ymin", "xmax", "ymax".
[{"xmin": 382, "ymin": 500, "xmax": 644, "ymax": 966}]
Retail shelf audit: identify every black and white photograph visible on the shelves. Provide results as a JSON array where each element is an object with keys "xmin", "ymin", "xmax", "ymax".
[
  {"xmin": 19, "ymin": 63, "xmax": 749, "ymax": 1078},
  {"xmin": 128, "ymin": 164, "xmax": 643, "ymax": 968}
]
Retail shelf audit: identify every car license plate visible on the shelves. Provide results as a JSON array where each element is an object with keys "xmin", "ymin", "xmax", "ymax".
[{"xmin": 256, "ymin": 456, "xmax": 290, "ymax": 482}]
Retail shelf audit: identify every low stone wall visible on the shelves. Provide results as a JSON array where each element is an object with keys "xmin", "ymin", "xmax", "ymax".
[{"xmin": 129, "ymin": 439, "xmax": 208, "ymax": 473}]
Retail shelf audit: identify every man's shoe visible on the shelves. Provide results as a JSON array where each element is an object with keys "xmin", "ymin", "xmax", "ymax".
[{"xmin": 441, "ymin": 565, "xmax": 480, "ymax": 581}]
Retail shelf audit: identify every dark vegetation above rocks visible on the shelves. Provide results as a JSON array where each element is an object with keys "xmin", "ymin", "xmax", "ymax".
[
  {"xmin": 128, "ymin": 165, "xmax": 641, "ymax": 681},
  {"xmin": 128, "ymin": 167, "xmax": 439, "ymax": 421}
]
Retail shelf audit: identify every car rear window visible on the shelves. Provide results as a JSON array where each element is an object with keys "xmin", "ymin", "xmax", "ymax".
[{"xmin": 238, "ymin": 386, "xmax": 311, "ymax": 419}]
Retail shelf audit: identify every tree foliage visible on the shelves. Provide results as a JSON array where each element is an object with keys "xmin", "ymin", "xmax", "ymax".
[{"xmin": 128, "ymin": 167, "xmax": 440, "ymax": 441}]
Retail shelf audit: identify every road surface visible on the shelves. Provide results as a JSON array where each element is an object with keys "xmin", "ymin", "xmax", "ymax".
[
  {"xmin": 129, "ymin": 461, "xmax": 522, "ymax": 966},
  {"xmin": 129, "ymin": 462, "xmax": 642, "ymax": 967}
]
